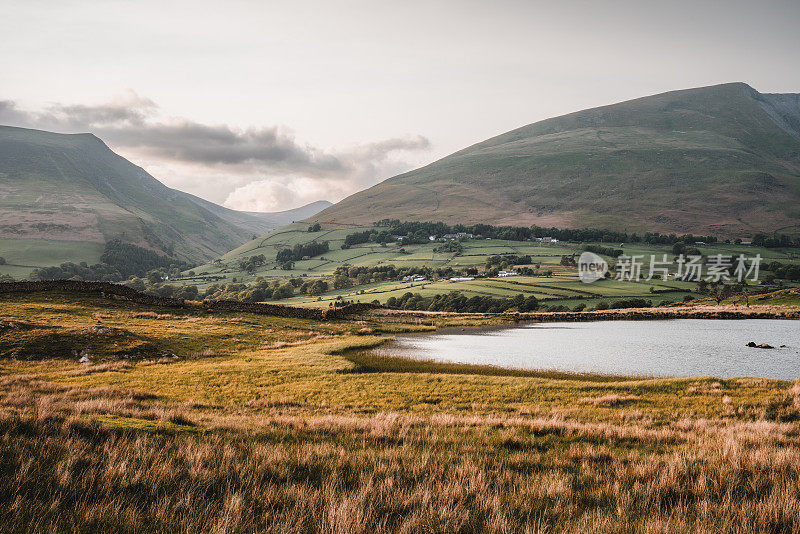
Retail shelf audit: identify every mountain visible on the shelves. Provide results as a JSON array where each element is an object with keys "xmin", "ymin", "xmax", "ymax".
[
  {"xmin": 242, "ymin": 200, "xmax": 333, "ymax": 227},
  {"xmin": 0, "ymin": 125, "xmax": 329, "ymax": 265},
  {"xmin": 182, "ymin": 197, "xmax": 332, "ymax": 237},
  {"xmin": 310, "ymin": 83, "xmax": 800, "ymax": 237}
]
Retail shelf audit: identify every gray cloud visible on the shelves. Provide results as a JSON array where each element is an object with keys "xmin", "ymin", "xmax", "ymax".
[{"xmin": 0, "ymin": 93, "xmax": 431, "ymax": 210}]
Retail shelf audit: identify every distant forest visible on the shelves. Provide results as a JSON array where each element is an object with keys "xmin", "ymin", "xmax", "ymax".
[
  {"xmin": 276, "ymin": 241, "xmax": 330, "ymax": 264},
  {"xmin": 30, "ymin": 240, "xmax": 189, "ymax": 282},
  {"xmin": 366, "ymin": 220, "xmax": 720, "ymax": 246},
  {"xmin": 365, "ymin": 220, "xmax": 799, "ymax": 248}
]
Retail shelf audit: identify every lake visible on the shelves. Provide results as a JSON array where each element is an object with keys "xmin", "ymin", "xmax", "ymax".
[{"xmin": 371, "ymin": 319, "xmax": 800, "ymax": 380}]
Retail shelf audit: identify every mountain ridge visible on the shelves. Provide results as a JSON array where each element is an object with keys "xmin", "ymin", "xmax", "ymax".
[
  {"xmin": 310, "ymin": 82, "xmax": 800, "ymax": 237},
  {"xmin": 0, "ymin": 125, "xmax": 329, "ymax": 265}
]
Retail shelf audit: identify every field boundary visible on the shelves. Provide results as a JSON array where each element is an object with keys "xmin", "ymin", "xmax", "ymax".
[{"xmin": 0, "ymin": 280, "xmax": 382, "ymax": 320}]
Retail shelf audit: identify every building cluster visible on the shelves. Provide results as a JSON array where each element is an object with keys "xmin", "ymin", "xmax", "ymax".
[{"xmin": 429, "ymin": 233, "xmax": 474, "ymax": 241}]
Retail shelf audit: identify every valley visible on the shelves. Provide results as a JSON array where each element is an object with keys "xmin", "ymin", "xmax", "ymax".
[
  {"xmin": 166, "ymin": 222, "xmax": 800, "ymax": 310},
  {"xmin": 2, "ymin": 77, "xmax": 800, "ymax": 533}
]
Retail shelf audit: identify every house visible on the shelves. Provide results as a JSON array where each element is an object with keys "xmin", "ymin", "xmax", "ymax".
[
  {"xmin": 411, "ymin": 275, "xmax": 427, "ymax": 282},
  {"xmin": 497, "ymin": 270, "xmax": 518, "ymax": 277},
  {"xmin": 429, "ymin": 235, "xmax": 437, "ymax": 241},
  {"xmin": 450, "ymin": 276, "xmax": 474, "ymax": 282},
  {"xmin": 442, "ymin": 233, "xmax": 474, "ymax": 240}
]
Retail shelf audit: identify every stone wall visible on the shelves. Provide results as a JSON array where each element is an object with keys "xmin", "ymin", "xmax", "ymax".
[
  {"xmin": 202, "ymin": 299, "xmax": 382, "ymax": 319},
  {"xmin": 0, "ymin": 280, "xmax": 382, "ymax": 320},
  {"xmin": 0, "ymin": 280, "xmax": 186, "ymax": 308}
]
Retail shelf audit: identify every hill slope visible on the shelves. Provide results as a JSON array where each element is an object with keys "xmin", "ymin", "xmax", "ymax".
[
  {"xmin": 0, "ymin": 126, "xmax": 328, "ymax": 265},
  {"xmin": 311, "ymin": 83, "xmax": 800, "ymax": 237}
]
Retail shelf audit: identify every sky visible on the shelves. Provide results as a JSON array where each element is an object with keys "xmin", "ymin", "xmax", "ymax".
[{"xmin": 1, "ymin": 0, "xmax": 799, "ymax": 212}]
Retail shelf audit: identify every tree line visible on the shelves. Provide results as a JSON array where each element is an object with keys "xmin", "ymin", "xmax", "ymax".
[
  {"xmin": 385, "ymin": 291, "xmax": 540, "ymax": 313},
  {"xmin": 373, "ymin": 219, "xmax": 720, "ymax": 245},
  {"xmin": 276, "ymin": 241, "xmax": 330, "ymax": 264},
  {"xmin": 30, "ymin": 240, "xmax": 189, "ymax": 282},
  {"xmin": 752, "ymin": 233, "xmax": 800, "ymax": 248}
]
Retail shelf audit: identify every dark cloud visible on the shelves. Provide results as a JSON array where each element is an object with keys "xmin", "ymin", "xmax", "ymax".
[
  {"xmin": 0, "ymin": 93, "xmax": 431, "ymax": 210},
  {"xmin": 0, "ymin": 93, "xmax": 427, "ymax": 175},
  {"xmin": 0, "ymin": 100, "xmax": 34, "ymax": 126},
  {"xmin": 0, "ymin": 93, "xmax": 154, "ymax": 131},
  {"xmin": 109, "ymin": 123, "xmax": 346, "ymax": 172}
]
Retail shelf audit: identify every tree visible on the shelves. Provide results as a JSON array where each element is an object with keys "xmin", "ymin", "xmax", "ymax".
[
  {"xmin": 175, "ymin": 284, "xmax": 199, "ymax": 300},
  {"xmin": 239, "ymin": 254, "xmax": 266, "ymax": 273},
  {"xmin": 272, "ymin": 283, "xmax": 295, "ymax": 299},
  {"xmin": 308, "ymin": 223, "xmax": 321, "ymax": 232},
  {"xmin": 147, "ymin": 270, "xmax": 163, "ymax": 284},
  {"xmin": 309, "ymin": 279, "xmax": 328, "ymax": 296},
  {"xmin": 708, "ymin": 283, "xmax": 733, "ymax": 305},
  {"xmin": 276, "ymin": 249, "xmax": 293, "ymax": 264},
  {"xmin": 333, "ymin": 275, "xmax": 353, "ymax": 290},
  {"xmin": 125, "ymin": 277, "xmax": 146, "ymax": 291},
  {"xmin": 155, "ymin": 284, "xmax": 175, "ymax": 297}
]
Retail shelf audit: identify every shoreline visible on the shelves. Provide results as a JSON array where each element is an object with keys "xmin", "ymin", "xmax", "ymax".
[
  {"xmin": 371, "ymin": 303, "xmax": 800, "ymax": 324},
  {"xmin": 516, "ymin": 304, "xmax": 800, "ymax": 322}
]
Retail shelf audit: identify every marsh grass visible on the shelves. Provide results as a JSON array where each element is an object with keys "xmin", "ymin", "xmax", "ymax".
[{"xmin": 342, "ymin": 347, "xmax": 628, "ymax": 382}]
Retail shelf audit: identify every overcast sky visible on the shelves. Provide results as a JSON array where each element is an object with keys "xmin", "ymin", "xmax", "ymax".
[{"xmin": 1, "ymin": 0, "xmax": 798, "ymax": 211}]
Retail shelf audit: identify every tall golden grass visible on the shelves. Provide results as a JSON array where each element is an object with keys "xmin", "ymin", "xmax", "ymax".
[
  {"xmin": 3, "ymin": 292, "xmax": 800, "ymax": 532},
  {"xmin": 2, "ymin": 375, "xmax": 800, "ymax": 533}
]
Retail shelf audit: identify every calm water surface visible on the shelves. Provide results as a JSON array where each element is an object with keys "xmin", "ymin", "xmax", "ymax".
[{"xmin": 372, "ymin": 319, "xmax": 800, "ymax": 379}]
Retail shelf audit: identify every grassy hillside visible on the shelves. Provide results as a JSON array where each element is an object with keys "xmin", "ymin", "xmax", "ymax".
[
  {"xmin": 176, "ymin": 223, "xmax": 799, "ymax": 308},
  {"xmin": 0, "ymin": 126, "xmax": 328, "ymax": 267},
  {"xmin": 312, "ymin": 83, "xmax": 800, "ymax": 237}
]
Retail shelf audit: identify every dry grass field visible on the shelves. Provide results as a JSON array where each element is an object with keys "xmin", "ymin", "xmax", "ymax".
[{"xmin": 2, "ymin": 291, "xmax": 800, "ymax": 533}]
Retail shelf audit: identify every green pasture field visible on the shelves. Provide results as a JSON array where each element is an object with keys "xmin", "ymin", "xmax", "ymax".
[
  {"xmin": 175, "ymin": 223, "xmax": 799, "ymax": 306},
  {"xmin": 0, "ymin": 238, "xmax": 105, "ymax": 278}
]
